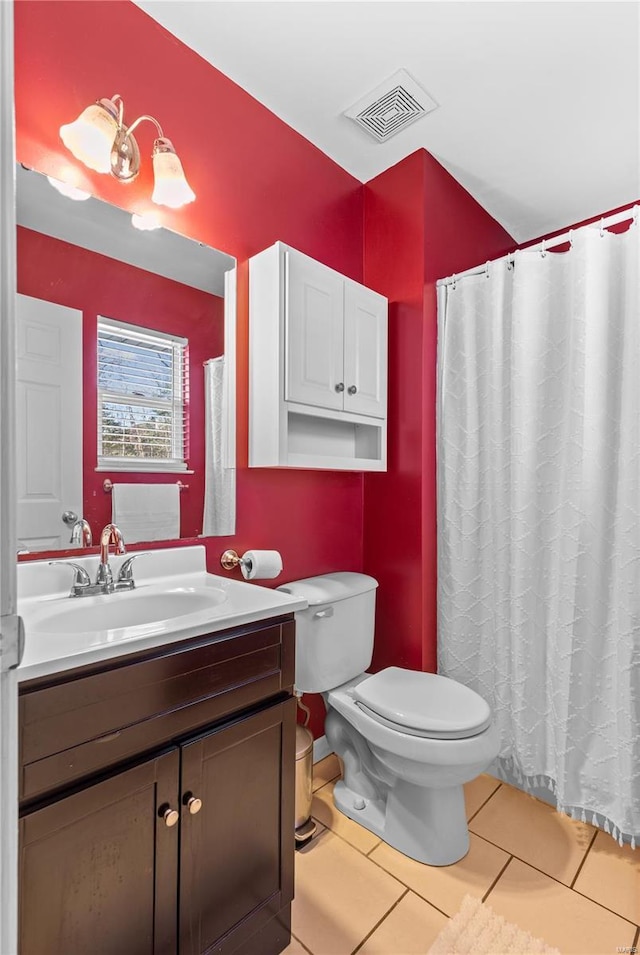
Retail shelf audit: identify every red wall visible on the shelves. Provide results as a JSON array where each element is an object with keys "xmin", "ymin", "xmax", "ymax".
[
  {"xmin": 363, "ymin": 151, "xmax": 515, "ymax": 677},
  {"xmin": 15, "ymin": 0, "xmax": 365, "ymax": 738},
  {"xmin": 13, "ymin": 0, "xmax": 365, "ymax": 572},
  {"xmin": 17, "ymin": 226, "xmax": 224, "ymax": 539},
  {"xmin": 19, "ymin": 1, "xmax": 624, "ymax": 741}
]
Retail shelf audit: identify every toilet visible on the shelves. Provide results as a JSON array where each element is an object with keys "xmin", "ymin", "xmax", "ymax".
[{"xmin": 278, "ymin": 572, "xmax": 500, "ymax": 866}]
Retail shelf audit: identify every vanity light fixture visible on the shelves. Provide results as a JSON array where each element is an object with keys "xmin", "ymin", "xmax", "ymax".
[{"xmin": 60, "ymin": 94, "xmax": 195, "ymax": 208}]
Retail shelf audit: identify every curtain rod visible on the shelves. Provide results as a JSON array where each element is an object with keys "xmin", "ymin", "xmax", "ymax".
[{"xmin": 436, "ymin": 205, "xmax": 638, "ymax": 289}]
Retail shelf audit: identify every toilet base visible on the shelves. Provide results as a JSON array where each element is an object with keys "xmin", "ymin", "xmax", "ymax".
[{"xmin": 332, "ymin": 777, "xmax": 470, "ymax": 866}]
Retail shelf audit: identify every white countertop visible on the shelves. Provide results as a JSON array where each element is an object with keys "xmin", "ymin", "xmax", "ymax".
[{"xmin": 17, "ymin": 546, "xmax": 307, "ymax": 683}]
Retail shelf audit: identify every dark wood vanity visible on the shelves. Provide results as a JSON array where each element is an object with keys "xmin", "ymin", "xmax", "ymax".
[{"xmin": 18, "ymin": 615, "xmax": 296, "ymax": 955}]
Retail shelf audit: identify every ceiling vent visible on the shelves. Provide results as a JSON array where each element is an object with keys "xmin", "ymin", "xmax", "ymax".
[{"xmin": 344, "ymin": 69, "xmax": 438, "ymax": 143}]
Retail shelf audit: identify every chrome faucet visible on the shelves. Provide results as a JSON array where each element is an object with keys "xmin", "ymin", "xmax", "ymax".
[
  {"xmin": 70, "ymin": 518, "xmax": 93, "ymax": 548},
  {"xmin": 62, "ymin": 511, "xmax": 93, "ymax": 547},
  {"xmin": 96, "ymin": 524, "xmax": 126, "ymax": 592},
  {"xmin": 51, "ymin": 525, "xmax": 149, "ymax": 598}
]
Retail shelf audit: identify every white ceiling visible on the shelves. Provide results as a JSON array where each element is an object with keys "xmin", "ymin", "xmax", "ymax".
[{"xmin": 136, "ymin": 1, "xmax": 639, "ymax": 243}]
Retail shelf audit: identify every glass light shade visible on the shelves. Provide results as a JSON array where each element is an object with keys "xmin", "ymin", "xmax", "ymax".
[
  {"xmin": 151, "ymin": 141, "xmax": 195, "ymax": 208},
  {"xmin": 46, "ymin": 176, "xmax": 91, "ymax": 201},
  {"xmin": 59, "ymin": 102, "xmax": 119, "ymax": 174}
]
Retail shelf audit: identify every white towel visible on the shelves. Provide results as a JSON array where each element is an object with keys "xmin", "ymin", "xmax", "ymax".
[{"xmin": 112, "ymin": 483, "xmax": 180, "ymax": 544}]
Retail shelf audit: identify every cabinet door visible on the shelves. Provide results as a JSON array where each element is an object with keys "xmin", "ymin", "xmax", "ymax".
[
  {"xmin": 285, "ymin": 249, "xmax": 345, "ymax": 411},
  {"xmin": 20, "ymin": 749, "xmax": 179, "ymax": 955},
  {"xmin": 179, "ymin": 698, "xmax": 296, "ymax": 955},
  {"xmin": 343, "ymin": 280, "xmax": 387, "ymax": 418}
]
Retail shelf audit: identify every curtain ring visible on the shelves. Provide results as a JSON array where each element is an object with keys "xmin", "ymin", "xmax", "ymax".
[
  {"xmin": 568, "ymin": 229, "xmax": 574, "ymax": 248},
  {"xmin": 485, "ymin": 261, "xmax": 490, "ymax": 278},
  {"xmin": 599, "ymin": 217, "xmax": 605, "ymax": 237},
  {"xmin": 540, "ymin": 239, "xmax": 547, "ymax": 258},
  {"xmin": 451, "ymin": 273, "xmax": 457, "ymax": 290},
  {"xmin": 506, "ymin": 254, "xmax": 514, "ymax": 271}
]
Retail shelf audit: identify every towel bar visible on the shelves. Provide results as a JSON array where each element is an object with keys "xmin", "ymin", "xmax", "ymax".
[{"xmin": 103, "ymin": 479, "xmax": 189, "ymax": 493}]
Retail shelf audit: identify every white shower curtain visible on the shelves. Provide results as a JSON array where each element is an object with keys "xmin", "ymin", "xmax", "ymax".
[
  {"xmin": 437, "ymin": 222, "xmax": 640, "ymax": 843},
  {"xmin": 202, "ymin": 357, "xmax": 236, "ymax": 537}
]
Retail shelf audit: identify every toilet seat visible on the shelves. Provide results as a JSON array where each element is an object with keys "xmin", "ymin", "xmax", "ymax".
[{"xmin": 353, "ymin": 667, "xmax": 492, "ymax": 740}]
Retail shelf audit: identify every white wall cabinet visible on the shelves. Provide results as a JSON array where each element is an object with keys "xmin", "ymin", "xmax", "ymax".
[{"xmin": 249, "ymin": 242, "xmax": 387, "ymax": 471}]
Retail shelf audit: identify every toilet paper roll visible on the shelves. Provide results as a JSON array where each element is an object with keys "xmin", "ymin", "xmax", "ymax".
[{"xmin": 241, "ymin": 550, "xmax": 283, "ymax": 580}]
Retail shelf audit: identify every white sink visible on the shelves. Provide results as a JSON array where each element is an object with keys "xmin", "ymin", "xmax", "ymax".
[
  {"xmin": 27, "ymin": 586, "xmax": 228, "ymax": 635},
  {"xmin": 17, "ymin": 545, "xmax": 308, "ymax": 682}
]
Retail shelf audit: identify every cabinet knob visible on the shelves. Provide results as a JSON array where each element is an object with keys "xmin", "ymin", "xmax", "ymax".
[
  {"xmin": 348, "ymin": 385, "xmax": 357, "ymax": 395},
  {"xmin": 187, "ymin": 795, "xmax": 203, "ymax": 815},
  {"xmin": 334, "ymin": 382, "xmax": 345, "ymax": 393},
  {"xmin": 159, "ymin": 804, "xmax": 180, "ymax": 828}
]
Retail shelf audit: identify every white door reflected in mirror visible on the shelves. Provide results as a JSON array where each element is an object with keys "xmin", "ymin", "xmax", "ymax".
[{"xmin": 16, "ymin": 294, "xmax": 83, "ymax": 552}]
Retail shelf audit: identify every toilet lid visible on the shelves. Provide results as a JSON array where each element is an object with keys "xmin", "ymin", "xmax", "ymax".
[{"xmin": 353, "ymin": 667, "xmax": 492, "ymax": 739}]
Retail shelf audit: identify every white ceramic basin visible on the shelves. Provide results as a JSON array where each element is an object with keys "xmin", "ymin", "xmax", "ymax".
[
  {"xmin": 28, "ymin": 586, "xmax": 227, "ymax": 635},
  {"xmin": 17, "ymin": 546, "xmax": 309, "ymax": 682}
]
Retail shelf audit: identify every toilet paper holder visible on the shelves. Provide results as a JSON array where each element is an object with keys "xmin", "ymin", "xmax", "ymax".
[
  {"xmin": 220, "ymin": 549, "xmax": 249, "ymax": 572},
  {"xmin": 220, "ymin": 548, "xmax": 283, "ymax": 580}
]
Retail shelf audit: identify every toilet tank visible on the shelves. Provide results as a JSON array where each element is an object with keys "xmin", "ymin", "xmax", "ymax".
[{"xmin": 277, "ymin": 573, "xmax": 378, "ymax": 694}]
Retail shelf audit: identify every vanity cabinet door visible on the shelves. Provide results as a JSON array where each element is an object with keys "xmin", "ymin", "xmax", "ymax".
[
  {"xmin": 179, "ymin": 698, "xmax": 296, "ymax": 955},
  {"xmin": 20, "ymin": 748, "xmax": 179, "ymax": 955}
]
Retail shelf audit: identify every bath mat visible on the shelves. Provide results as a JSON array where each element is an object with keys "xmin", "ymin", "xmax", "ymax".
[{"xmin": 428, "ymin": 895, "xmax": 560, "ymax": 954}]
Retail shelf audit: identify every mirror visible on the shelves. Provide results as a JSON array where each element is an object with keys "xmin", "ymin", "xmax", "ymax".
[{"xmin": 15, "ymin": 164, "xmax": 236, "ymax": 555}]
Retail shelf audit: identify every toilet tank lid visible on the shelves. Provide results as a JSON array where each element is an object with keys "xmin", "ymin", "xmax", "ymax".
[{"xmin": 277, "ymin": 572, "xmax": 378, "ymax": 606}]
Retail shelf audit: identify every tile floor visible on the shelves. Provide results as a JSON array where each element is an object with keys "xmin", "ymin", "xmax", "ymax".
[{"xmin": 284, "ymin": 754, "xmax": 640, "ymax": 955}]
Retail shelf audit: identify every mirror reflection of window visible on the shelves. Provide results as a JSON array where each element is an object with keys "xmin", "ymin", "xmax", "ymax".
[{"xmin": 97, "ymin": 318, "xmax": 188, "ymax": 471}]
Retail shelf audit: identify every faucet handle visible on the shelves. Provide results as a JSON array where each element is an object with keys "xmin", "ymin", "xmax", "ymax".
[
  {"xmin": 116, "ymin": 553, "xmax": 145, "ymax": 588},
  {"xmin": 49, "ymin": 561, "xmax": 91, "ymax": 594}
]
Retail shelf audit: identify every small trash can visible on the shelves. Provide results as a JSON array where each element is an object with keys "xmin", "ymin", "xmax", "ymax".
[{"xmin": 295, "ymin": 724, "xmax": 316, "ymax": 844}]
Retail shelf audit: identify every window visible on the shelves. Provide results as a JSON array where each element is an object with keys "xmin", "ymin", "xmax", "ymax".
[{"xmin": 97, "ymin": 317, "xmax": 188, "ymax": 471}]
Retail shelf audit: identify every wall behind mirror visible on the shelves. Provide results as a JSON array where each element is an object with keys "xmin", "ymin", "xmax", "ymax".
[{"xmin": 15, "ymin": 164, "xmax": 236, "ymax": 555}]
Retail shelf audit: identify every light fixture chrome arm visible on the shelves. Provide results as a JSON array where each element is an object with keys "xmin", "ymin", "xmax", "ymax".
[
  {"xmin": 107, "ymin": 93, "xmax": 124, "ymax": 126},
  {"xmin": 125, "ymin": 114, "xmax": 164, "ymax": 140},
  {"xmin": 59, "ymin": 93, "xmax": 195, "ymax": 206}
]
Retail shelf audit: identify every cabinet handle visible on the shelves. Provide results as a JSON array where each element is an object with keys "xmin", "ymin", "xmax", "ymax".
[
  {"xmin": 348, "ymin": 385, "xmax": 357, "ymax": 395},
  {"xmin": 185, "ymin": 794, "xmax": 203, "ymax": 815},
  {"xmin": 159, "ymin": 804, "xmax": 180, "ymax": 828},
  {"xmin": 334, "ymin": 382, "xmax": 345, "ymax": 393}
]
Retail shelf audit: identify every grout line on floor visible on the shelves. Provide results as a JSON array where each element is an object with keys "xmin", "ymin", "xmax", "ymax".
[
  {"xmin": 466, "ymin": 780, "xmax": 503, "ymax": 824},
  {"xmin": 312, "ymin": 773, "xmax": 340, "ymax": 794},
  {"xmin": 470, "ymin": 832, "xmax": 638, "ymax": 927},
  {"xmin": 481, "ymin": 854, "xmax": 514, "ymax": 902},
  {"xmin": 290, "ymin": 931, "xmax": 314, "ymax": 955},
  {"xmin": 570, "ymin": 884, "xmax": 639, "ymax": 928},
  {"xmin": 305, "ymin": 816, "xmax": 451, "ymax": 921},
  {"xmin": 350, "ymin": 888, "xmax": 410, "ymax": 955},
  {"xmin": 569, "ymin": 826, "xmax": 598, "ymax": 889},
  {"xmin": 310, "ymin": 804, "xmax": 456, "ymax": 911},
  {"xmin": 360, "ymin": 849, "xmax": 455, "ymax": 920},
  {"xmin": 308, "ymin": 778, "xmax": 639, "ymax": 929}
]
